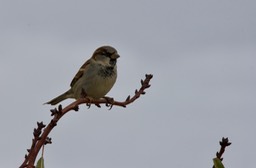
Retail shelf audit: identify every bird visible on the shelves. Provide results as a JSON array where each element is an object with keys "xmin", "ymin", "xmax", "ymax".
[{"xmin": 45, "ymin": 45, "xmax": 120, "ymax": 105}]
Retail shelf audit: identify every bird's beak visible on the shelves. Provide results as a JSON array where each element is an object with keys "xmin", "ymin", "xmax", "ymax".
[{"xmin": 111, "ymin": 53, "xmax": 120, "ymax": 59}]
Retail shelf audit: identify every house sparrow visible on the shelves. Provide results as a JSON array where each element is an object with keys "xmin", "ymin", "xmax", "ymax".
[{"xmin": 45, "ymin": 46, "xmax": 120, "ymax": 105}]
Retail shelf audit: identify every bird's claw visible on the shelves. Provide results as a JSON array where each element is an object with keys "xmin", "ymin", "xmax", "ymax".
[{"xmin": 104, "ymin": 96, "xmax": 114, "ymax": 110}]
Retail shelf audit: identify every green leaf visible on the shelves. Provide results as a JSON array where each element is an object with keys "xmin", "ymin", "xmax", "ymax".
[
  {"xmin": 213, "ymin": 158, "xmax": 225, "ymax": 168},
  {"xmin": 36, "ymin": 156, "xmax": 45, "ymax": 168}
]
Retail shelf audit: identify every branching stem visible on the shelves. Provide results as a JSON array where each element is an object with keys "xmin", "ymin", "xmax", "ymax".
[{"xmin": 19, "ymin": 74, "xmax": 153, "ymax": 168}]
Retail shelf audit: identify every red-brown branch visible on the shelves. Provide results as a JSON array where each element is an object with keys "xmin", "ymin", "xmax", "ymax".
[
  {"xmin": 212, "ymin": 137, "xmax": 231, "ymax": 168},
  {"xmin": 20, "ymin": 74, "xmax": 153, "ymax": 168}
]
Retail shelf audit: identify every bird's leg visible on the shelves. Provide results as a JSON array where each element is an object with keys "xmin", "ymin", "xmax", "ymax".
[
  {"xmin": 80, "ymin": 88, "xmax": 88, "ymax": 98},
  {"xmin": 81, "ymin": 89, "xmax": 92, "ymax": 108},
  {"xmin": 103, "ymin": 96, "xmax": 114, "ymax": 109},
  {"xmin": 80, "ymin": 89, "xmax": 101, "ymax": 108}
]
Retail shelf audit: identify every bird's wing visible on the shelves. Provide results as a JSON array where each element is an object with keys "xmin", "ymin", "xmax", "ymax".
[{"xmin": 70, "ymin": 59, "xmax": 91, "ymax": 87}]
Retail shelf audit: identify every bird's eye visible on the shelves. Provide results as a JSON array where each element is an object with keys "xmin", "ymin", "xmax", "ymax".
[{"xmin": 102, "ymin": 51, "xmax": 112, "ymax": 57}]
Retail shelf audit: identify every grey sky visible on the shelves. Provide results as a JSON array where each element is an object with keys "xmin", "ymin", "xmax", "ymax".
[{"xmin": 1, "ymin": 0, "xmax": 256, "ymax": 167}]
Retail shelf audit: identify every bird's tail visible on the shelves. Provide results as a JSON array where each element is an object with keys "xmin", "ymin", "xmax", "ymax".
[{"xmin": 44, "ymin": 89, "xmax": 73, "ymax": 105}]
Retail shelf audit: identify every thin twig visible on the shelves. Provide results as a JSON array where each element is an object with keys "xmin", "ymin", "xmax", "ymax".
[
  {"xmin": 20, "ymin": 74, "xmax": 153, "ymax": 168},
  {"xmin": 212, "ymin": 137, "xmax": 231, "ymax": 168}
]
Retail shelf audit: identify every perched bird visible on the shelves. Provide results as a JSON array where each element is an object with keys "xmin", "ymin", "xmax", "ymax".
[{"xmin": 45, "ymin": 46, "xmax": 120, "ymax": 105}]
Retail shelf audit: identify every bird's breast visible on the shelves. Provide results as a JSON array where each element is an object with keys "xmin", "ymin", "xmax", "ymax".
[{"xmin": 72, "ymin": 65, "xmax": 117, "ymax": 99}]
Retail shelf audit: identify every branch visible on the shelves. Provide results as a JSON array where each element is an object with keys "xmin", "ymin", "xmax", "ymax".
[
  {"xmin": 20, "ymin": 74, "xmax": 153, "ymax": 168},
  {"xmin": 212, "ymin": 137, "xmax": 231, "ymax": 168}
]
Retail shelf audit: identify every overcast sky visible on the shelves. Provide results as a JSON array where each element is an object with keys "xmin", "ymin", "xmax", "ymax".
[{"xmin": 1, "ymin": 0, "xmax": 256, "ymax": 167}]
